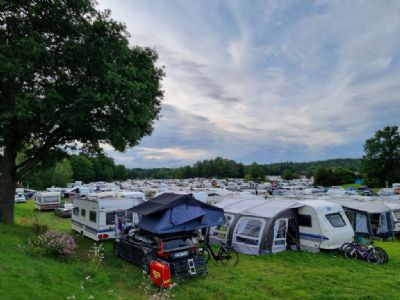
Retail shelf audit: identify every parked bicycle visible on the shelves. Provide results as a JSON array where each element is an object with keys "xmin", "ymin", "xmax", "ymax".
[
  {"xmin": 198, "ymin": 233, "xmax": 239, "ymax": 267},
  {"xmin": 342, "ymin": 241, "xmax": 388, "ymax": 264}
]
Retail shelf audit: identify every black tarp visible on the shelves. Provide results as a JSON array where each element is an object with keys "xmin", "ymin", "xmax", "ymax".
[{"xmin": 132, "ymin": 193, "xmax": 225, "ymax": 234}]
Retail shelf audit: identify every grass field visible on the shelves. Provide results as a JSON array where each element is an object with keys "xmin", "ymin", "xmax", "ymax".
[{"xmin": 1, "ymin": 200, "xmax": 400, "ymax": 300}]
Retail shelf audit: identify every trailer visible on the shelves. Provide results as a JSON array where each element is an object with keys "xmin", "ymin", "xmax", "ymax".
[
  {"xmin": 34, "ymin": 192, "xmax": 62, "ymax": 210},
  {"xmin": 71, "ymin": 192, "xmax": 145, "ymax": 241},
  {"xmin": 295, "ymin": 200, "xmax": 354, "ymax": 252}
]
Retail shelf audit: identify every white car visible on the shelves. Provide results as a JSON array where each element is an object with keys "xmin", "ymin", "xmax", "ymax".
[{"xmin": 15, "ymin": 193, "xmax": 27, "ymax": 203}]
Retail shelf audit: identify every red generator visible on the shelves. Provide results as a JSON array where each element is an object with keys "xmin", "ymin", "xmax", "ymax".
[{"xmin": 149, "ymin": 260, "xmax": 171, "ymax": 288}]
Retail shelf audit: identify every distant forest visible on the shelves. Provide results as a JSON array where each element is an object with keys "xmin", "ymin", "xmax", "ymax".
[
  {"xmin": 130, "ymin": 157, "xmax": 361, "ymax": 180},
  {"xmin": 22, "ymin": 155, "xmax": 361, "ymax": 189}
]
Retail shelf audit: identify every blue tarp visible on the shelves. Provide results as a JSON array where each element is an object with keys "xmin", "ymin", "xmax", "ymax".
[{"xmin": 132, "ymin": 193, "xmax": 225, "ymax": 234}]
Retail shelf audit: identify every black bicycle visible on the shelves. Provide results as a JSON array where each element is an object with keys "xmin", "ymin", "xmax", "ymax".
[{"xmin": 198, "ymin": 234, "xmax": 239, "ymax": 267}]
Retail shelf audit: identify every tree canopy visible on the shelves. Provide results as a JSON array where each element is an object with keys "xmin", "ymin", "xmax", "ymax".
[
  {"xmin": 361, "ymin": 126, "xmax": 400, "ymax": 187},
  {"xmin": 313, "ymin": 166, "xmax": 356, "ymax": 187},
  {"xmin": 0, "ymin": 0, "xmax": 164, "ymax": 223}
]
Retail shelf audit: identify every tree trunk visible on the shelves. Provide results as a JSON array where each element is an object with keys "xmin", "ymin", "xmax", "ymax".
[{"xmin": 0, "ymin": 149, "xmax": 17, "ymax": 224}]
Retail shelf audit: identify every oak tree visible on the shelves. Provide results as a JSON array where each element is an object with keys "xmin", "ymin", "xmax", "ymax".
[
  {"xmin": 361, "ymin": 126, "xmax": 400, "ymax": 187},
  {"xmin": 0, "ymin": 0, "xmax": 164, "ymax": 223}
]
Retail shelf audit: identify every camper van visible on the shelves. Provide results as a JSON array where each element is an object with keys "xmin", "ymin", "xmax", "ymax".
[
  {"xmin": 71, "ymin": 192, "xmax": 145, "ymax": 241},
  {"xmin": 296, "ymin": 200, "xmax": 354, "ymax": 252},
  {"xmin": 34, "ymin": 192, "xmax": 62, "ymax": 210}
]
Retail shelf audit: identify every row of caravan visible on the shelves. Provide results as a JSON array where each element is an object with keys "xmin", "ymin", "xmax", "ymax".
[
  {"xmin": 209, "ymin": 196, "xmax": 400, "ymax": 255},
  {"xmin": 209, "ymin": 197, "xmax": 355, "ymax": 254},
  {"xmin": 66, "ymin": 191, "xmax": 400, "ymax": 253}
]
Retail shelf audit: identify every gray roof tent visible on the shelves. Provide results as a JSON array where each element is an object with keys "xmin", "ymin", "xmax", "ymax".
[
  {"xmin": 132, "ymin": 193, "xmax": 224, "ymax": 234},
  {"xmin": 220, "ymin": 199, "xmax": 303, "ymax": 255},
  {"xmin": 331, "ymin": 199, "xmax": 394, "ymax": 238}
]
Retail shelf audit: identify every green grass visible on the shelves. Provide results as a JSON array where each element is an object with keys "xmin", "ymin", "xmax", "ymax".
[
  {"xmin": 1, "ymin": 200, "xmax": 400, "ymax": 299},
  {"xmin": 340, "ymin": 183, "xmax": 362, "ymax": 189},
  {"xmin": 340, "ymin": 183, "xmax": 382, "ymax": 193}
]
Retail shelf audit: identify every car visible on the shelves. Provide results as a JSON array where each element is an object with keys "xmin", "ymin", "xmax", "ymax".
[
  {"xmin": 54, "ymin": 203, "xmax": 74, "ymax": 218},
  {"xmin": 114, "ymin": 229, "xmax": 208, "ymax": 280},
  {"xmin": 24, "ymin": 189, "xmax": 36, "ymax": 199},
  {"xmin": 15, "ymin": 193, "xmax": 26, "ymax": 203}
]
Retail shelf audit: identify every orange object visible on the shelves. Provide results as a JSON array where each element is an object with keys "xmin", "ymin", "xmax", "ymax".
[{"xmin": 149, "ymin": 260, "xmax": 171, "ymax": 288}]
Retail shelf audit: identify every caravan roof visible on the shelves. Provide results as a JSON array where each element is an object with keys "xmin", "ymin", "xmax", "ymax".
[
  {"xmin": 214, "ymin": 198, "xmax": 245, "ymax": 209},
  {"xmin": 295, "ymin": 199, "xmax": 344, "ymax": 214},
  {"xmin": 218, "ymin": 198, "xmax": 266, "ymax": 214},
  {"xmin": 243, "ymin": 199, "xmax": 302, "ymax": 218},
  {"xmin": 332, "ymin": 199, "xmax": 390, "ymax": 214}
]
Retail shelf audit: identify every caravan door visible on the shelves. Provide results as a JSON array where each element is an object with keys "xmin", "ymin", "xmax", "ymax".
[
  {"xmin": 233, "ymin": 217, "xmax": 266, "ymax": 255},
  {"xmin": 272, "ymin": 218, "xmax": 288, "ymax": 253}
]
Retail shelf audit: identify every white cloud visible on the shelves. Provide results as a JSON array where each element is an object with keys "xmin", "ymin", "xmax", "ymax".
[
  {"xmin": 137, "ymin": 147, "xmax": 209, "ymax": 161},
  {"xmin": 97, "ymin": 0, "xmax": 400, "ymax": 167}
]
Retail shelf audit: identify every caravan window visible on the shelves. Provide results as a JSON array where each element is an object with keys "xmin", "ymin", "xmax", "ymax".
[
  {"xmin": 89, "ymin": 211, "xmax": 96, "ymax": 223},
  {"xmin": 210, "ymin": 214, "xmax": 234, "ymax": 240},
  {"xmin": 235, "ymin": 217, "xmax": 265, "ymax": 246},
  {"xmin": 298, "ymin": 214, "xmax": 312, "ymax": 227},
  {"xmin": 73, "ymin": 207, "xmax": 79, "ymax": 216},
  {"xmin": 44, "ymin": 196, "xmax": 59, "ymax": 203},
  {"xmin": 106, "ymin": 211, "xmax": 126, "ymax": 225},
  {"xmin": 81, "ymin": 209, "xmax": 86, "ymax": 217},
  {"xmin": 326, "ymin": 213, "xmax": 346, "ymax": 228}
]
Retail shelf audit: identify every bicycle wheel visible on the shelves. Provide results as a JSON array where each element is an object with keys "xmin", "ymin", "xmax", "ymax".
[
  {"xmin": 199, "ymin": 247, "xmax": 211, "ymax": 264},
  {"xmin": 341, "ymin": 242, "xmax": 352, "ymax": 252},
  {"xmin": 219, "ymin": 246, "xmax": 239, "ymax": 267},
  {"xmin": 373, "ymin": 247, "xmax": 389, "ymax": 264},
  {"xmin": 343, "ymin": 245, "xmax": 357, "ymax": 260}
]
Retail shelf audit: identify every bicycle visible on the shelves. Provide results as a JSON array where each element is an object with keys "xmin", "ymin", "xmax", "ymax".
[
  {"xmin": 198, "ymin": 234, "xmax": 239, "ymax": 267},
  {"xmin": 342, "ymin": 241, "xmax": 388, "ymax": 264}
]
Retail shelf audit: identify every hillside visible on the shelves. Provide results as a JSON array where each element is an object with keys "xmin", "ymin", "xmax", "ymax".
[{"xmin": 1, "ymin": 200, "xmax": 399, "ymax": 300}]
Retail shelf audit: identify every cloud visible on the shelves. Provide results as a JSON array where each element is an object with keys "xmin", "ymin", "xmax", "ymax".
[
  {"xmin": 137, "ymin": 147, "xmax": 209, "ymax": 161},
  {"xmin": 97, "ymin": 0, "xmax": 400, "ymax": 167}
]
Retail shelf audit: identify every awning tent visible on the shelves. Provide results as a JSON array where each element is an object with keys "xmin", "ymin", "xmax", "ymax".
[
  {"xmin": 211, "ymin": 198, "xmax": 303, "ymax": 255},
  {"xmin": 132, "ymin": 193, "xmax": 225, "ymax": 234},
  {"xmin": 331, "ymin": 198, "xmax": 394, "ymax": 238}
]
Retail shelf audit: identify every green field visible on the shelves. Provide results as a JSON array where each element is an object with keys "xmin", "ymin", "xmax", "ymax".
[{"xmin": 1, "ymin": 201, "xmax": 400, "ymax": 300}]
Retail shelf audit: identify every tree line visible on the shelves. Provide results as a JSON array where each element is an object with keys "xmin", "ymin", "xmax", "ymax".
[
  {"xmin": 130, "ymin": 157, "xmax": 361, "ymax": 181},
  {"xmin": 22, "ymin": 154, "xmax": 131, "ymax": 190}
]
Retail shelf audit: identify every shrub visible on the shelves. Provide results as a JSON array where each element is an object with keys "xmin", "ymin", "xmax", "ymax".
[{"xmin": 31, "ymin": 230, "xmax": 76, "ymax": 260}]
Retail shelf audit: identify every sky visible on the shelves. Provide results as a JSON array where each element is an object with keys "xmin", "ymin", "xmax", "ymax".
[{"xmin": 97, "ymin": 0, "xmax": 400, "ymax": 168}]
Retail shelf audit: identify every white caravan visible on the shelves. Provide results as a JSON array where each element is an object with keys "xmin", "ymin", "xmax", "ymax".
[
  {"xmin": 71, "ymin": 192, "xmax": 145, "ymax": 241},
  {"xmin": 34, "ymin": 192, "xmax": 62, "ymax": 210},
  {"xmin": 296, "ymin": 200, "xmax": 354, "ymax": 252}
]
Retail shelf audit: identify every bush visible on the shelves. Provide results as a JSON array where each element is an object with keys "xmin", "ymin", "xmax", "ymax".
[{"xmin": 30, "ymin": 230, "xmax": 76, "ymax": 260}]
